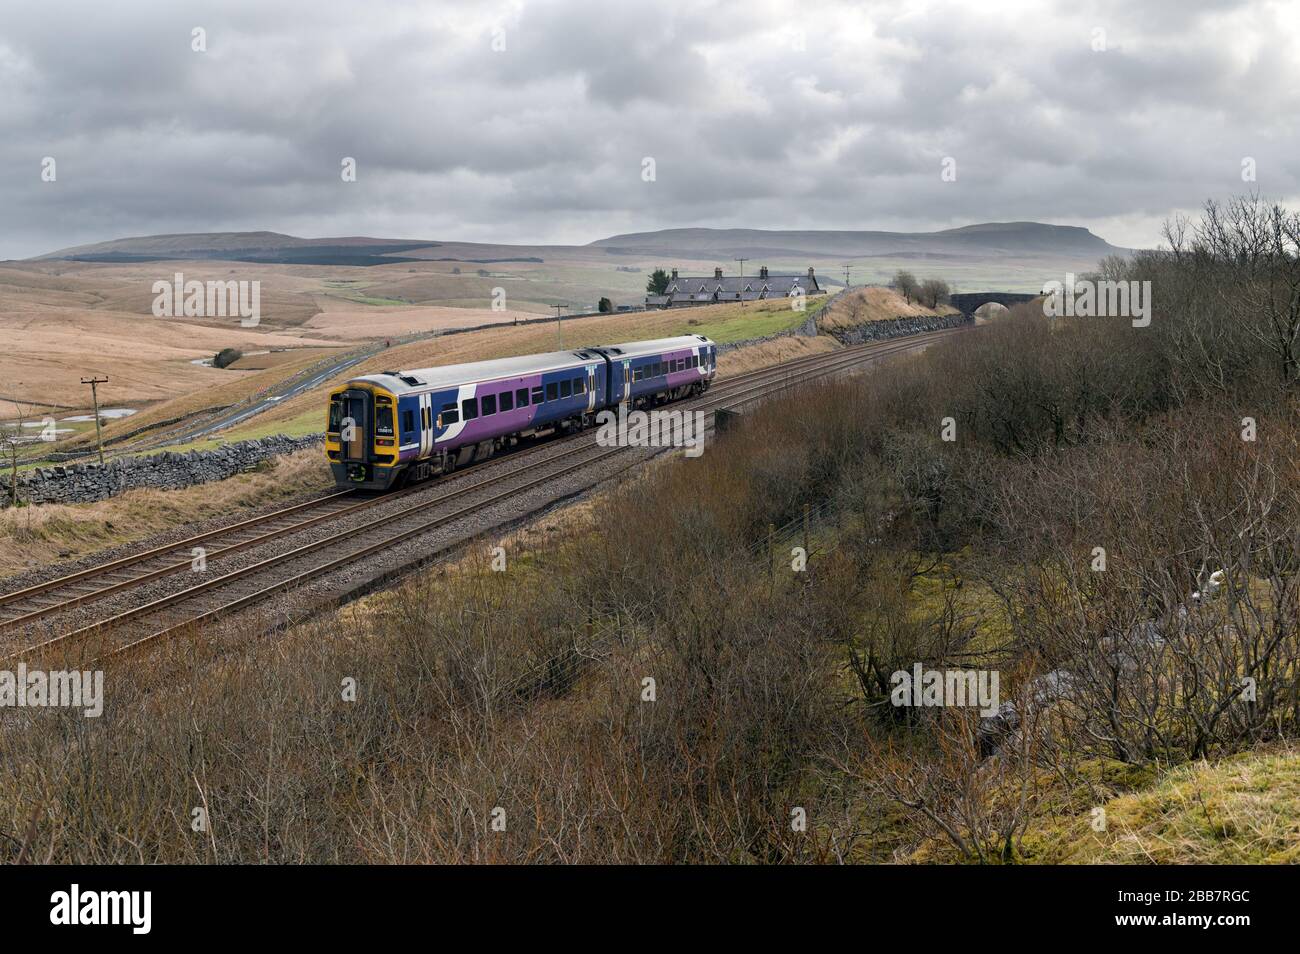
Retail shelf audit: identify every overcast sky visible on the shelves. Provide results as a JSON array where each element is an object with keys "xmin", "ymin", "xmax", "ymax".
[{"xmin": 2, "ymin": 0, "xmax": 1298, "ymax": 259}]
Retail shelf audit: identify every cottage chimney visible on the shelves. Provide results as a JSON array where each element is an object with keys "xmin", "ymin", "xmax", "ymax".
[
  {"xmin": 759, "ymin": 265, "xmax": 769, "ymax": 279},
  {"xmin": 670, "ymin": 267, "xmax": 678, "ymax": 279},
  {"xmin": 807, "ymin": 266, "xmax": 815, "ymax": 279},
  {"xmin": 714, "ymin": 266, "xmax": 723, "ymax": 279}
]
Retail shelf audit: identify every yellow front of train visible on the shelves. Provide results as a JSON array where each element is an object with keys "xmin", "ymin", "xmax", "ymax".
[{"xmin": 326, "ymin": 380, "xmax": 401, "ymax": 490}]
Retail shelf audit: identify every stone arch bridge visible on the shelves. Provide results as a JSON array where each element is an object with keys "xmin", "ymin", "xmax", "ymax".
[{"xmin": 948, "ymin": 291, "xmax": 1039, "ymax": 317}]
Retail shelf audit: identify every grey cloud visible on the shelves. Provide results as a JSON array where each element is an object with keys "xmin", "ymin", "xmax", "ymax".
[{"xmin": 1, "ymin": 0, "xmax": 1298, "ymax": 258}]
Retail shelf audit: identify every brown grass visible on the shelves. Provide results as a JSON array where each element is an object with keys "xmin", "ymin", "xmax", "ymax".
[
  {"xmin": 717, "ymin": 334, "xmax": 840, "ymax": 377},
  {"xmin": 226, "ymin": 348, "xmax": 341, "ymax": 371},
  {"xmin": 301, "ymin": 304, "xmax": 540, "ymax": 340}
]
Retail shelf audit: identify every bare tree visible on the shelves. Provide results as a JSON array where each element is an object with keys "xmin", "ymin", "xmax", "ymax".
[
  {"xmin": 1193, "ymin": 195, "xmax": 1300, "ymax": 387},
  {"xmin": 0, "ymin": 401, "xmax": 35, "ymax": 507},
  {"xmin": 893, "ymin": 270, "xmax": 919, "ymax": 304},
  {"xmin": 851, "ymin": 703, "xmax": 1042, "ymax": 863},
  {"xmin": 919, "ymin": 278, "xmax": 950, "ymax": 310}
]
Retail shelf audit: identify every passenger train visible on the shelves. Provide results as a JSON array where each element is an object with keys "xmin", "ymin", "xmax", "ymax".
[{"xmin": 326, "ymin": 334, "xmax": 717, "ymax": 490}]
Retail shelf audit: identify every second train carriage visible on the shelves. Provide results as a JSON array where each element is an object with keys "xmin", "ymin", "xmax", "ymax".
[{"xmin": 327, "ymin": 334, "xmax": 716, "ymax": 490}]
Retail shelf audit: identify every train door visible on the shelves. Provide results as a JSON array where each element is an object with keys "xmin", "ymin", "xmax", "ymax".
[
  {"xmin": 587, "ymin": 365, "xmax": 597, "ymax": 413},
  {"xmin": 621, "ymin": 360, "xmax": 631, "ymax": 405},
  {"xmin": 343, "ymin": 391, "xmax": 368, "ymax": 461}
]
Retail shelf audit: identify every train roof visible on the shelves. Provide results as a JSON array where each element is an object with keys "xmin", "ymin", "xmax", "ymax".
[
  {"xmin": 343, "ymin": 335, "xmax": 716, "ymax": 395},
  {"xmin": 349, "ymin": 347, "xmax": 602, "ymax": 395},
  {"xmin": 593, "ymin": 334, "xmax": 715, "ymax": 359}
]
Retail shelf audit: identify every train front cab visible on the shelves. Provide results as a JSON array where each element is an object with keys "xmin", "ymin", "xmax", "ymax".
[{"xmin": 326, "ymin": 383, "xmax": 402, "ymax": 490}]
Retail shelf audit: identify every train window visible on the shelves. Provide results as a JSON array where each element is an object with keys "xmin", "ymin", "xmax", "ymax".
[
  {"xmin": 532, "ymin": 386, "xmax": 544, "ymax": 404},
  {"xmin": 573, "ymin": 377, "xmax": 585, "ymax": 395},
  {"xmin": 328, "ymin": 399, "xmax": 342, "ymax": 433},
  {"xmin": 461, "ymin": 397, "xmax": 478, "ymax": 420},
  {"xmin": 500, "ymin": 391, "xmax": 514, "ymax": 412},
  {"xmin": 402, "ymin": 409, "xmax": 415, "ymax": 435},
  {"xmin": 376, "ymin": 406, "xmax": 394, "ymax": 436},
  {"xmin": 517, "ymin": 388, "xmax": 529, "ymax": 406},
  {"xmin": 559, "ymin": 380, "xmax": 571, "ymax": 398},
  {"xmin": 546, "ymin": 382, "xmax": 558, "ymax": 401},
  {"xmin": 633, "ymin": 368, "xmax": 643, "ymax": 382},
  {"xmin": 441, "ymin": 403, "xmax": 459, "ymax": 425},
  {"xmin": 482, "ymin": 393, "xmax": 497, "ymax": 415}
]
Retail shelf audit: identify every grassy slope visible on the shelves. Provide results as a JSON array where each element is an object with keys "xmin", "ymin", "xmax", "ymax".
[{"xmin": 1026, "ymin": 749, "xmax": 1300, "ymax": 864}]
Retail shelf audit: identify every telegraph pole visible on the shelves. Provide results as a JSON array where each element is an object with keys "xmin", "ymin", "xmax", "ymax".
[
  {"xmin": 734, "ymin": 257, "xmax": 748, "ymax": 277},
  {"xmin": 842, "ymin": 264, "xmax": 851, "ymax": 289},
  {"xmin": 81, "ymin": 375, "xmax": 108, "ymax": 466},
  {"xmin": 552, "ymin": 304, "xmax": 568, "ymax": 349}
]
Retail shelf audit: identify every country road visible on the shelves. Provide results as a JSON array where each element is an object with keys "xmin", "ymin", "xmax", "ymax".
[{"xmin": 157, "ymin": 345, "xmax": 384, "ymax": 445}]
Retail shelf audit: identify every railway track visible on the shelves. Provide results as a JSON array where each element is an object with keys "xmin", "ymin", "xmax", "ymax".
[{"xmin": 0, "ymin": 327, "xmax": 963, "ymax": 662}]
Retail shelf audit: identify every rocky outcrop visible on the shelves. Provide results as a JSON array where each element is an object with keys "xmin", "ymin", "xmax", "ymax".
[{"xmin": 3, "ymin": 434, "xmax": 323, "ymax": 507}]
